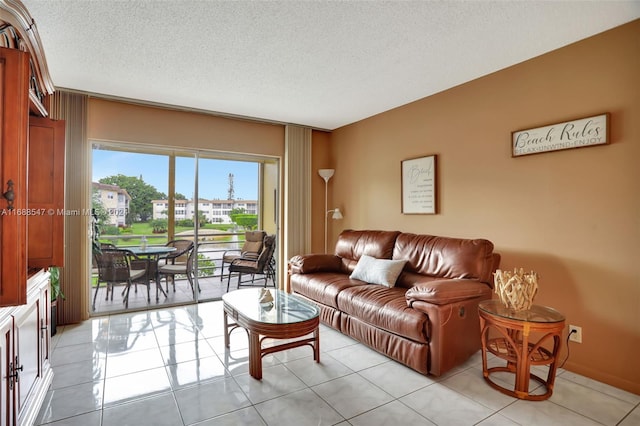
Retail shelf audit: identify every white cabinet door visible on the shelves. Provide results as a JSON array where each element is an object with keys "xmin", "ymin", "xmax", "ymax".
[
  {"xmin": 39, "ymin": 284, "xmax": 50, "ymax": 372},
  {"xmin": 0, "ymin": 315, "xmax": 15, "ymax": 426},
  {"xmin": 13, "ymin": 301, "xmax": 40, "ymax": 416}
]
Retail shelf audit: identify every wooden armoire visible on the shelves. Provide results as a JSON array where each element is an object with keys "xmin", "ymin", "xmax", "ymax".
[{"xmin": 0, "ymin": 1, "xmax": 65, "ymax": 424}]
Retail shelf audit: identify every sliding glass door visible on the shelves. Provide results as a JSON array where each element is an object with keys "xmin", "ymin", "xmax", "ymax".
[{"xmin": 91, "ymin": 142, "xmax": 276, "ymax": 315}]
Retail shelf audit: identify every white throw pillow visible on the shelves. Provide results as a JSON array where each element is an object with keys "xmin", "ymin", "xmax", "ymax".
[{"xmin": 350, "ymin": 255, "xmax": 406, "ymax": 287}]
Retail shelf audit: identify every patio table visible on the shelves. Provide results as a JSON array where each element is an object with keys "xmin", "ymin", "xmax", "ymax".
[{"xmin": 128, "ymin": 246, "xmax": 177, "ymax": 300}]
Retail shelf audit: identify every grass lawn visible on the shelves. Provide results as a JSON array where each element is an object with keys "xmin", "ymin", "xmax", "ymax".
[{"xmin": 101, "ymin": 222, "xmax": 236, "ymax": 246}]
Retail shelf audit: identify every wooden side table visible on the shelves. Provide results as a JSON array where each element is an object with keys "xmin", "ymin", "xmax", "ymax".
[{"xmin": 479, "ymin": 300, "xmax": 565, "ymax": 401}]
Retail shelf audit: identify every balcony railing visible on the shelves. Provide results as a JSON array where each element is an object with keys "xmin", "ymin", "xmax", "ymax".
[{"xmin": 99, "ymin": 231, "xmax": 270, "ymax": 280}]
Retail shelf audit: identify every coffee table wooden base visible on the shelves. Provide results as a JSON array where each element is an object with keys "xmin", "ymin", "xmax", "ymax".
[{"xmin": 223, "ymin": 306, "xmax": 320, "ymax": 380}]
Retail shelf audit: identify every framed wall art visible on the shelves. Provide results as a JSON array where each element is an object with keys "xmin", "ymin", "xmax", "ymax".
[
  {"xmin": 401, "ymin": 154, "xmax": 437, "ymax": 214},
  {"xmin": 512, "ymin": 112, "xmax": 610, "ymax": 157}
]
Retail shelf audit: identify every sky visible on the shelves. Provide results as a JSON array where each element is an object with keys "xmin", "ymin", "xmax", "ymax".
[{"xmin": 92, "ymin": 148, "xmax": 259, "ymax": 201}]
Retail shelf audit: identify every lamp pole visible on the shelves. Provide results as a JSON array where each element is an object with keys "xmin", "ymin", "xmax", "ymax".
[{"xmin": 318, "ymin": 169, "xmax": 335, "ymax": 254}]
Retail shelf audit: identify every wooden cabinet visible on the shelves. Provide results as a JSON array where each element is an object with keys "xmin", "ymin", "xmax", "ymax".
[
  {"xmin": 0, "ymin": 47, "xmax": 65, "ymax": 306},
  {"xmin": 28, "ymin": 117, "xmax": 66, "ymax": 269},
  {"xmin": 0, "ymin": 270, "xmax": 52, "ymax": 426},
  {"xmin": 0, "ymin": 47, "xmax": 29, "ymax": 307},
  {"xmin": 0, "ymin": 2, "xmax": 61, "ymax": 424}
]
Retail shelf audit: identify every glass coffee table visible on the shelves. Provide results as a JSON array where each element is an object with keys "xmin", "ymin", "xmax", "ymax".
[{"xmin": 222, "ymin": 288, "xmax": 320, "ymax": 380}]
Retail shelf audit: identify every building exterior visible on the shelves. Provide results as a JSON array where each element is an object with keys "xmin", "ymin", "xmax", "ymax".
[
  {"xmin": 151, "ymin": 199, "xmax": 258, "ymax": 224},
  {"xmin": 92, "ymin": 182, "xmax": 131, "ymax": 226}
]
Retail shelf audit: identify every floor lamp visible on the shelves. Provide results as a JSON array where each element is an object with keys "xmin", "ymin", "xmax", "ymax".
[{"xmin": 318, "ymin": 169, "xmax": 343, "ymax": 253}]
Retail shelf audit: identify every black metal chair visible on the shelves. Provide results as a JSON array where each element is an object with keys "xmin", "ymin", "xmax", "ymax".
[
  {"xmin": 93, "ymin": 248, "xmax": 148, "ymax": 309},
  {"xmin": 220, "ymin": 230, "xmax": 266, "ymax": 281},
  {"xmin": 226, "ymin": 234, "xmax": 276, "ymax": 292}
]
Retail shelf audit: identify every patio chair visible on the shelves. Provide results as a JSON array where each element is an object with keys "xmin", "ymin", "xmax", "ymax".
[
  {"xmin": 226, "ymin": 234, "xmax": 276, "ymax": 292},
  {"xmin": 220, "ymin": 230, "xmax": 266, "ymax": 281},
  {"xmin": 93, "ymin": 248, "xmax": 148, "ymax": 309},
  {"xmin": 158, "ymin": 244, "xmax": 200, "ymax": 297},
  {"xmin": 93, "ymin": 242, "xmax": 146, "ymax": 299},
  {"xmin": 158, "ymin": 239, "xmax": 194, "ymax": 292}
]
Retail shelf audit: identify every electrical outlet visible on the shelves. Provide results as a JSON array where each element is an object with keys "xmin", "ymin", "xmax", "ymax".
[{"xmin": 569, "ymin": 325, "xmax": 582, "ymax": 343}]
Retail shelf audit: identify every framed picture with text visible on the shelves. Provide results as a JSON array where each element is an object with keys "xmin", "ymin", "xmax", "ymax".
[
  {"xmin": 512, "ymin": 112, "xmax": 610, "ymax": 157},
  {"xmin": 401, "ymin": 154, "xmax": 437, "ymax": 214}
]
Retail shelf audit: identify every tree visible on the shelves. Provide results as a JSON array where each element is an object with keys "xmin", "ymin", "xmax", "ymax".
[
  {"xmin": 229, "ymin": 207, "xmax": 245, "ymax": 218},
  {"xmin": 197, "ymin": 211, "xmax": 208, "ymax": 227},
  {"xmin": 175, "ymin": 192, "xmax": 187, "ymax": 200},
  {"xmin": 150, "ymin": 219, "xmax": 167, "ymax": 233},
  {"xmin": 99, "ymin": 174, "xmax": 164, "ymax": 222},
  {"xmin": 233, "ymin": 214, "xmax": 258, "ymax": 230},
  {"xmin": 92, "ymin": 189, "xmax": 110, "ymax": 227}
]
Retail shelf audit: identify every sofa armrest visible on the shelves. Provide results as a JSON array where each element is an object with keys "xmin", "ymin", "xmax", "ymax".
[
  {"xmin": 289, "ymin": 254, "xmax": 342, "ymax": 274},
  {"xmin": 406, "ymin": 279, "xmax": 492, "ymax": 306}
]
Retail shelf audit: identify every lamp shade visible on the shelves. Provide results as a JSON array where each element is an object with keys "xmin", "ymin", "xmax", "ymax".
[
  {"xmin": 331, "ymin": 208, "xmax": 343, "ymax": 220},
  {"xmin": 318, "ymin": 169, "xmax": 335, "ymax": 182}
]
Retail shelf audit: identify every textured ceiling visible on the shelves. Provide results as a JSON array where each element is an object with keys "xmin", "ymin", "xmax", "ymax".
[{"xmin": 22, "ymin": 1, "xmax": 640, "ymax": 130}]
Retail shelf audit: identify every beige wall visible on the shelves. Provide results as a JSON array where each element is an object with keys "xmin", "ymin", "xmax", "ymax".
[
  {"xmin": 311, "ymin": 130, "xmax": 333, "ymax": 253},
  {"xmin": 327, "ymin": 20, "xmax": 640, "ymax": 393},
  {"xmin": 88, "ymin": 98, "xmax": 285, "ymax": 155}
]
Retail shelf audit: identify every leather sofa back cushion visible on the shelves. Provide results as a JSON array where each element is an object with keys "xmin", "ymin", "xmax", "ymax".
[
  {"xmin": 393, "ymin": 233, "xmax": 495, "ymax": 284},
  {"xmin": 335, "ymin": 230, "xmax": 401, "ymax": 273}
]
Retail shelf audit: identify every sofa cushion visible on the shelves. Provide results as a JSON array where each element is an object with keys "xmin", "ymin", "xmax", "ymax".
[
  {"xmin": 336, "ymin": 285, "xmax": 429, "ymax": 343},
  {"xmin": 290, "ymin": 272, "xmax": 366, "ymax": 309},
  {"xmin": 350, "ymin": 255, "xmax": 406, "ymax": 287},
  {"xmin": 393, "ymin": 233, "xmax": 496, "ymax": 284},
  {"xmin": 405, "ymin": 279, "xmax": 493, "ymax": 306},
  {"xmin": 335, "ymin": 230, "xmax": 401, "ymax": 273}
]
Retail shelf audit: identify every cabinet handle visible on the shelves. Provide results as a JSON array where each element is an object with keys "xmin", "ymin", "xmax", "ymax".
[
  {"xmin": 7, "ymin": 361, "xmax": 23, "ymax": 389},
  {"xmin": 2, "ymin": 179, "xmax": 15, "ymax": 211}
]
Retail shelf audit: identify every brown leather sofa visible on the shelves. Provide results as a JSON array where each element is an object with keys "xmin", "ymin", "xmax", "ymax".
[{"xmin": 289, "ymin": 229, "xmax": 500, "ymax": 376}]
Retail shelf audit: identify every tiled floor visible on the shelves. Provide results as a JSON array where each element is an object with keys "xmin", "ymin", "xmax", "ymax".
[
  {"xmin": 91, "ymin": 274, "xmax": 273, "ymax": 314},
  {"xmin": 92, "ymin": 275, "xmax": 230, "ymax": 314},
  {"xmin": 37, "ymin": 301, "xmax": 640, "ymax": 426}
]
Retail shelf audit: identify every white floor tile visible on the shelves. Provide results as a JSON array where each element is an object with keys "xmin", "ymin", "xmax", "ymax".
[
  {"xmin": 400, "ymin": 382, "xmax": 494, "ymax": 425},
  {"xmin": 619, "ymin": 404, "xmax": 640, "ymax": 426},
  {"xmin": 103, "ymin": 367, "xmax": 172, "ymax": 407},
  {"xmin": 560, "ymin": 371, "xmax": 640, "ymax": 405},
  {"xmin": 549, "ymin": 376, "xmax": 636, "ymax": 425},
  {"xmin": 173, "ymin": 378, "xmax": 252, "ymax": 425},
  {"xmin": 311, "ymin": 373, "xmax": 394, "ymax": 419},
  {"xmin": 499, "ymin": 399, "xmax": 603, "ymax": 426},
  {"xmin": 102, "ymin": 393, "xmax": 182, "ymax": 426},
  {"xmin": 43, "ymin": 410, "xmax": 102, "ymax": 426},
  {"xmin": 439, "ymin": 369, "xmax": 516, "ymax": 411},
  {"xmin": 165, "ymin": 355, "xmax": 230, "ymax": 389},
  {"xmin": 50, "ymin": 357, "xmax": 107, "ymax": 390},
  {"xmin": 193, "ymin": 406, "xmax": 266, "ymax": 426},
  {"xmin": 105, "ymin": 346, "xmax": 165, "ymax": 378},
  {"xmin": 358, "ymin": 360, "xmax": 434, "ymax": 398},
  {"xmin": 475, "ymin": 413, "xmax": 521, "ymax": 426},
  {"xmin": 233, "ymin": 364, "xmax": 307, "ymax": 404},
  {"xmin": 50, "ymin": 342, "xmax": 104, "ymax": 367},
  {"xmin": 348, "ymin": 400, "xmax": 436, "ymax": 426},
  {"xmin": 36, "ymin": 381, "xmax": 104, "ymax": 424},
  {"xmin": 283, "ymin": 351, "xmax": 353, "ymax": 387},
  {"xmin": 325, "ymin": 342, "xmax": 389, "ymax": 372},
  {"xmin": 254, "ymin": 388, "xmax": 344, "ymax": 426},
  {"xmin": 160, "ymin": 338, "xmax": 217, "ymax": 365},
  {"xmin": 35, "ymin": 300, "xmax": 639, "ymax": 426}
]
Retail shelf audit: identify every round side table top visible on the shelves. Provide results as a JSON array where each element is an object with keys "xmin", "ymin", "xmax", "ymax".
[{"xmin": 479, "ymin": 299, "xmax": 565, "ymax": 323}]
